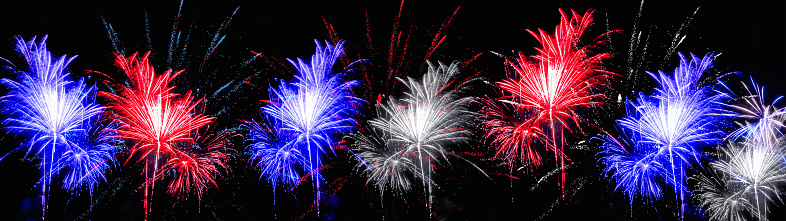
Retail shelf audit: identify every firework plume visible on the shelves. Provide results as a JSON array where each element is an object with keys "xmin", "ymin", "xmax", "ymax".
[
  {"xmin": 481, "ymin": 9, "xmax": 613, "ymax": 196},
  {"xmin": 100, "ymin": 51, "xmax": 213, "ymax": 219},
  {"xmin": 1, "ymin": 36, "xmax": 105, "ymax": 219},
  {"xmin": 598, "ymin": 53, "xmax": 726, "ymax": 218},
  {"xmin": 154, "ymin": 126, "xmax": 236, "ymax": 202},
  {"xmin": 245, "ymin": 40, "xmax": 361, "ymax": 216},
  {"xmin": 352, "ymin": 61, "xmax": 473, "ymax": 215},
  {"xmin": 697, "ymin": 138, "xmax": 786, "ymax": 221}
]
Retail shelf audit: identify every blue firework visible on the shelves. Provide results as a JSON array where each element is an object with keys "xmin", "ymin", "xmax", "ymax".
[
  {"xmin": 53, "ymin": 111, "xmax": 120, "ymax": 194},
  {"xmin": 246, "ymin": 40, "xmax": 362, "ymax": 189},
  {"xmin": 598, "ymin": 53, "xmax": 726, "ymax": 210},
  {"xmin": 1, "ymin": 36, "xmax": 113, "ymax": 216},
  {"xmin": 246, "ymin": 117, "xmax": 307, "ymax": 188}
]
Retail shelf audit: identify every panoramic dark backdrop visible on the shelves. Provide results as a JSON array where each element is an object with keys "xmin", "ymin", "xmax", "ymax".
[{"xmin": 1, "ymin": 0, "xmax": 784, "ymax": 220}]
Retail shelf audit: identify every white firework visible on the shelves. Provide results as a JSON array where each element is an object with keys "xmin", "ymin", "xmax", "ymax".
[{"xmin": 352, "ymin": 61, "xmax": 474, "ymax": 213}]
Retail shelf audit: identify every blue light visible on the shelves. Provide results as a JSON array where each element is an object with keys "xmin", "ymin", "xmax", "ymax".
[{"xmin": 598, "ymin": 53, "xmax": 726, "ymax": 208}]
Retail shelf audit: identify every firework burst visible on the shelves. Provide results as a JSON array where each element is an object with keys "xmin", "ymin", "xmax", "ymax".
[
  {"xmin": 478, "ymin": 94, "xmax": 549, "ymax": 170},
  {"xmin": 483, "ymin": 9, "xmax": 613, "ymax": 195},
  {"xmin": 154, "ymin": 126, "xmax": 236, "ymax": 202},
  {"xmin": 245, "ymin": 40, "xmax": 362, "ymax": 216},
  {"xmin": 598, "ymin": 53, "xmax": 726, "ymax": 218},
  {"xmin": 347, "ymin": 126, "xmax": 420, "ymax": 194},
  {"xmin": 99, "ymin": 51, "xmax": 213, "ymax": 219},
  {"xmin": 245, "ymin": 117, "xmax": 307, "ymax": 188},
  {"xmin": 695, "ymin": 78, "xmax": 786, "ymax": 221},
  {"xmin": 697, "ymin": 138, "xmax": 786, "ymax": 221},
  {"xmin": 694, "ymin": 165, "xmax": 752, "ymax": 221},
  {"xmin": 352, "ymin": 61, "xmax": 473, "ymax": 215},
  {"xmin": 52, "ymin": 111, "xmax": 121, "ymax": 195},
  {"xmin": 718, "ymin": 78, "xmax": 786, "ymax": 145},
  {"xmin": 597, "ymin": 129, "xmax": 670, "ymax": 203},
  {"xmin": 1, "ymin": 36, "xmax": 104, "ymax": 219},
  {"xmin": 100, "ymin": 51, "xmax": 214, "ymax": 165}
]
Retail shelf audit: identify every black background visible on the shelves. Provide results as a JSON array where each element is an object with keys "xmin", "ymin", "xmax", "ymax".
[{"xmin": 1, "ymin": 0, "xmax": 785, "ymax": 220}]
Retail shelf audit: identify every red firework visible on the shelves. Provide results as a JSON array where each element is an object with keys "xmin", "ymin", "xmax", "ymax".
[
  {"xmin": 100, "ymin": 51, "xmax": 214, "ymax": 218},
  {"xmin": 478, "ymin": 95, "xmax": 550, "ymax": 169},
  {"xmin": 480, "ymin": 9, "xmax": 613, "ymax": 194},
  {"xmin": 102, "ymin": 52, "xmax": 214, "ymax": 160},
  {"xmin": 155, "ymin": 127, "xmax": 237, "ymax": 202}
]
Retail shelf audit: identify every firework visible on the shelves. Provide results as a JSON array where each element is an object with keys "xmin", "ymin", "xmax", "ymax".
[
  {"xmin": 717, "ymin": 78, "xmax": 786, "ymax": 145},
  {"xmin": 478, "ymin": 94, "xmax": 549, "ymax": 170},
  {"xmin": 52, "ymin": 111, "xmax": 121, "ymax": 195},
  {"xmin": 348, "ymin": 127, "xmax": 420, "ymax": 194},
  {"xmin": 694, "ymin": 165, "xmax": 751, "ymax": 221},
  {"xmin": 246, "ymin": 117, "xmax": 307, "ymax": 188},
  {"xmin": 100, "ymin": 51, "xmax": 213, "ymax": 219},
  {"xmin": 597, "ymin": 129, "xmax": 670, "ymax": 203},
  {"xmin": 100, "ymin": 0, "xmax": 248, "ymax": 121},
  {"xmin": 154, "ymin": 126, "xmax": 236, "ymax": 202},
  {"xmin": 246, "ymin": 40, "xmax": 361, "ymax": 215},
  {"xmin": 353, "ymin": 61, "xmax": 473, "ymax": 215},
  {"xmin": 485, "ymin": 9, "xmax": 613, "ymax": 195},
  {"xmin": 598, "ymin": 53, "xmax": 726, "ymax": 218},
  {"xmin": 695, "ymin": 78, "xmax": 786, "ymax": 221},
  {"xmin": 1, "ymin": 36, "xmax": 104, "ymax": 219},
  {"xmin": 101, "ymin": 51, "xmax": 214, "ymax": 164},
  {"xmin": 698, "ymin": 139, "xmax": 786, "ymax": 221}
]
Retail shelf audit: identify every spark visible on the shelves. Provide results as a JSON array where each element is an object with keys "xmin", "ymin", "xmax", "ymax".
[{"xmin": 321, "ymin": 0, "xmax": 463, "ymax": 102}]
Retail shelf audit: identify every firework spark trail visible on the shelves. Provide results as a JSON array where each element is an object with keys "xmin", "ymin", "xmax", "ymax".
[
  {"xmin": 598, "ymin": 53, "xmax": 726, "ymax": 218},
  {"xmin": 101, "ymin": 2, "xmax": 247, "ymax": 123},
  {"xmin": 100, "ymin": 51, "xmax": 213, "ymax": 219},
  {"xmin": 352, "ymin": 61, "xmax": 473, "ymax": 216},
  {"xmin": 246, "ymin": 40, "xmax": 362, "ymax": 217},
  {"xmin": 478, "ymin": 95, "xmax": 549, "ymax": 170},
  {"xmin": 1, "ymin": 36, "xmax": 103, "ymax": 220},
  {"xmin": 154, "ymin": 126, "xmax": 236, "ymax": 204},
  {"xmin": 321, "ymin": 0, "xmax": 462, "ymax": 103},
  {"xmin": 490, "ymin": 9, "xmax": 613, "ymax": 196},
  {"xmin": 608, "ymin": 0, "xmax": 700, "ymax": 102},
  {"xmin": 717, "ymin": 78, "xmax": 786, "ymax": 146}
]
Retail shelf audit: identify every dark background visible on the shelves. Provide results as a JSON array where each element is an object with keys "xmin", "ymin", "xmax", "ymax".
[{"xmin": 1, "ymin": 0, "xmax": 784, "ymax": 220}]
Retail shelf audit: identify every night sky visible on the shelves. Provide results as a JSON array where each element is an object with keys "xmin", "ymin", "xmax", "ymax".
[{"xmin": 1, "ymin": 1, "xmax": 785, "ymax": 220}]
